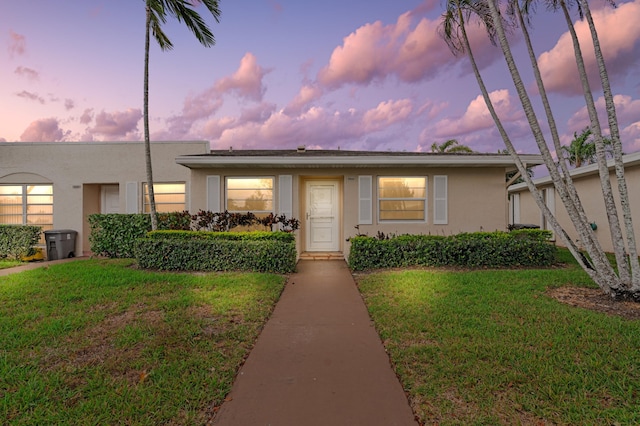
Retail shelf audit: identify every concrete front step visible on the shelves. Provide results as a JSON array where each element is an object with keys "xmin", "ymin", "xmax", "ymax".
[{"xmin": 299, "ymin": 252, "xmax": 345, "ymax": 261}]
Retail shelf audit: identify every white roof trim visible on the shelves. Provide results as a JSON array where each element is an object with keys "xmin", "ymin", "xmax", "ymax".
[
  {"xmin": 176, "ymin": 154, "xmax": 544, "ymax": 169},
  {"xmin": 508, "ymin": 151, "xmax": 640, "ymax": 193}
]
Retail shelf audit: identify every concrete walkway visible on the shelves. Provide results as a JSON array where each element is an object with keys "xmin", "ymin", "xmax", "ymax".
[
  {"xmin": 212, "ymin": 260, "xmax": 418, "ymax": 426},
  {"xmin": 0, "ymin": 257, "xmax": 86, "ymax": 277}
]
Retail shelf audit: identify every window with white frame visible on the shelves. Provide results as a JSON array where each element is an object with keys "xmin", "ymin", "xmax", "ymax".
[
  {"xmin": 226, "ymin": 177, "xmax": 274, "ymax": 216},
  {"xmin": 0, "ymin": 184, "xmax": 54, "ymax": 241},
  {"xmin": 142, "ymin": 183, "xmax": 186, "ymax": 213},
  {"xmin": 378, "ymin": 177, "xmax": 427, "ymax": 221}
]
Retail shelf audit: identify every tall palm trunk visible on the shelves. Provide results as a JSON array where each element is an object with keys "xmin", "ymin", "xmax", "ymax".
[
  {"xmin": 577, "ymin": 0, "xmax": 640, "ymax": 289},
  {"xmin": 144, "ymin": 3, "xmax": 158, "ymax": 231},
  {"xmin": 555, "ymin": 0, "xmax": 630, "ymax": 286},
  {"xmin": 485, "ymin": 0, "xmax": 620, "ymax": 291},
  {"xmin": 511, "ymin": 2, "xmax": 613, "ymax": 283},
  {"xmin": 447, "ymin": 1, "xmax": 605, "ymax": 286}
]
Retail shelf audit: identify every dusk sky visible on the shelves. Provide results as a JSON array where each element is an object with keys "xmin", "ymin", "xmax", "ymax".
[{"xmin": 2, "ymin": 0, "xmax": 639, "ymax": 155}]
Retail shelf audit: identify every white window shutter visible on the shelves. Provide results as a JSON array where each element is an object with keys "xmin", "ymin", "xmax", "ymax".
[
  {"xmin": 206, "ymin": 176, "xmax": 221, "ymax": 212},
  {"xmin": 511, "ymin": 193, "xmax": 521, "ymax": 224},
  {"xmin": 433, "ymin": 175, "xmax": 448, "ymax": 225},
  {"xmin": 358, "ymin": 176, "xmax": 372, "ymax": 224},
  {"xmin": 126, "ymin": 182, "xmax": 138, "ymax": 213},
  {"xmin": 544, "ymin": 187, "xmax": 556, "ymax": 239},
  {"xmin": 545, "ymin": 187, "xmax": 555, "ymax": 215},
  {"xmin": 279, "ymin": 175, "xmax": 293, "ymax": 216}
]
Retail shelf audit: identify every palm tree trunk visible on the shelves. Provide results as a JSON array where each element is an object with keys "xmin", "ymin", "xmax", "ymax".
[
  {"xmin": 452, "ymin": 2, "xmax": 612, "ymax": 291},
  {"xmin": 144, "ymin": 2, "xmax": 158, "ymax": 231},
  {"xmin": 557, "ymin": 0, "xmax": 630, "ymax": 286},
  {"xmin": 578, "ymin": 0, "xmax": 640, "ymax": 291},
  {"xmin": 484, "ymin": 0, "xmax": 626, "ymax": 295},
  {"xmin": 512, "ymin": 4, "xmax": 612, "ymax": 282}
]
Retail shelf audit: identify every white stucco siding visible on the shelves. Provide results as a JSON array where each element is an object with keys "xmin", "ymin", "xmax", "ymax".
[{"xmin": 0, "ymin": 141, "xmax": 209, "ymax": 256}]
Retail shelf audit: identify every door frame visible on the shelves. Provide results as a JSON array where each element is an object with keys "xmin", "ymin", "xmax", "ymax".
[{"xmin": 303, "ymin": 178, "xmax": 342, "ymax": 252}]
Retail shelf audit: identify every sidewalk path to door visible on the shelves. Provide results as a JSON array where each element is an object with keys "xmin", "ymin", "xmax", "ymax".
[{"xmin": 212, "ymin": 259, "xmax": 418, "ymax": 426}]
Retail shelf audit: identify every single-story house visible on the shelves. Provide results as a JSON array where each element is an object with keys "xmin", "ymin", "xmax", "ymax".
[
  {"xmin": 1, "ymin": 141, "xmax": 543, "ymax": 259},
  {"xmin": 508, "ymin": 151, "xmax": 640, "ymax": 253}
]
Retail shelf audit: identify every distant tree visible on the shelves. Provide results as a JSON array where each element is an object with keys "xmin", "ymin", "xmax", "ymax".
[
  {"xmin": 561, "ymin": 128, "xmax": 614, "ymax": 168},
  {"xmin": 430, "ymin": 139, "xmax": 474, "ymax": 153},
  {"xmin": 144, "ymin": 0, "xmax": 221, "ymax": 230}
]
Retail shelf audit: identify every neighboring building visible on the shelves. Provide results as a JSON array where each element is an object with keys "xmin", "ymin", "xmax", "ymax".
[
  {"xmin": 0, "ymin": 141, "xmax": 543, "ymax": 259},
  {"xmin": 508, "ymin": 151, "xmax": 640, "ymax": 253}
]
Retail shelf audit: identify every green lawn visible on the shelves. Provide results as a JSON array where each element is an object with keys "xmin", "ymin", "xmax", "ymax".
[
  {"xmin": 0, "ymin": 259, "xmax": 286, "ymax": 425},
  {"xmin": 355, "ymin": 251, "xmax": 640, "ymax": 425},
  {"xmin": 3, "ymin": 253, "xmax": 639, "ymax": 425},
  {"xmin": 0, "ymin": 259, "xmax": 24, "ymax": 270}
]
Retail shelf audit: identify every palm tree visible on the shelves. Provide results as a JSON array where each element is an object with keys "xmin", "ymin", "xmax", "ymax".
[
  {"xmin": 513, "ymin": 0, "xmax": 638, "ymax": 293},
  {"xmin": 439, "ymin": 0, "xmax": 638, "ymax": 297},
  {"xmin": 430, "ymin": 139, "xmax": 474, "ymax": 153},
  {"xmin": 575, "ymin": 0, "xmax": 640, "ymax": 288},
  {"xmin": 144, "ymin": 0, "xmax": 221, "ymax": 230},
  {"xmin": 561, "ymin": 127, "xmax": 616, "ymax": 168},
  {"xmin": 563, "ymin": 128, "xmax": 595, "ymax": 168},
  {"xmin": 439, "ymin": 0, "xmax": 594, "ymax": 275}
]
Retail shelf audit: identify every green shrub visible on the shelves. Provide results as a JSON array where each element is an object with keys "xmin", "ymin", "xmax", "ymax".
[
  {"xmin": 348, "ymin": 230, "xmax": 556, "ymax": 271},
  {"xmin": 146, "ymin": 230, "xmax": 295, "ymax": 242},
  {"xmin": 0, "ymin": 225, "xmax": 42, "ymax": 260},
  {"xmin": 89, "ymin": 212, "xmax": 300, "ymax": 259},
  {"xmin": 88, "ymin": 214, "xmax": 151, "ymax": 258},
  {"xmin": 134, "ymin": 232, "xmax": 296, "ymax": 273}
]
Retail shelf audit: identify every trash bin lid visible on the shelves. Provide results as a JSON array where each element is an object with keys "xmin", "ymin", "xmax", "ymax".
[{"xmin": 44, "ymin": 229, "xmax": 77, "ymax": 234}]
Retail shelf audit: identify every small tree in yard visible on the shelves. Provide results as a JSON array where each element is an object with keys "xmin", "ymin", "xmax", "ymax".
[
  {"xmin": 439, "ymin": 0, "xmax": 639, "ymax": 299},
  {"xmin": 144, "ymin": 0, "xmax": 221, "ymax": 230}
]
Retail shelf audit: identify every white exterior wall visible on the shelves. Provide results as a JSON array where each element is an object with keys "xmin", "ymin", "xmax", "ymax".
[
  {"xmin": 509, "ymin": 153, "xmax": 640, "ymax": 253},
  {"xmin": 0, "ymin": 141, "xmax": 209, "ymax": 256},
  {"xmin": 189, "ymin": 166, "xmax": 510, "ymax": 257}
]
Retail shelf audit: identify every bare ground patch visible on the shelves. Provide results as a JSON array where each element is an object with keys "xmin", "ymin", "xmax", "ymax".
[{"xmin": 546, "ymin": 286, "xmax": 640, "ymax": 320}]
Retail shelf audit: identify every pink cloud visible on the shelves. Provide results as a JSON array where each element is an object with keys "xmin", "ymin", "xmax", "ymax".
[
  {"xmin": 8, "ymin": 31, "xmax": 26, "ymax": 58},
  {"xmin": 14, "ymin": 66, "xmax": 38, "ymax": 81},
  {"xmin": 16, "ymin": 90, "xmax": 44, "ymax": 104},
  {"xmin": 210, "ymin": 98, "xmax": 415, "ymax": 150},
  {"xmin": 64, "ymin": 99, "xmax": 75, "ymax": 110},
  {"xmin": 20, "ymin": 118, "xmax": 66, "ymax": 142},
  {"xmin": 86, "ymin": 108, "xmax": 142, "ymax": 140},
  {"xmin": 214, "ymin": 52, "xmax": 270, "ymax": 101},
  {"xmin": 317, "ymin": 19, "xmax": 399, "ymax": 88},
  {"xmin": 362, "ymin": 99, "xmax": 413, "ymax": 132},
  {"xmin": 567, "ymin": 94, "xmax": 640, "ymax": 152},
  {"xmin": 538, "ymin": 0, "xmax": 640, "ymax": 95},
  {"xmin": 624, "ymin": 122, "xmax": 640, "ymax": 152},
  {"xmin": 284, "ymin": 84, "xmax": 323, "ymax": 114},
  {"xmin": 163, "ymin": 89, "xmax": 224, "ymax": 138},
  {"xmin": 431, "ymin": 89, "xmax": 523, "ymax": 139},
  {"xmin": 316, "ymin": 12, "xmax": 496, "ymax": 90},
  {"xmin": 79, "ymin": 108, "xmax": 93, "ymax": 125}
]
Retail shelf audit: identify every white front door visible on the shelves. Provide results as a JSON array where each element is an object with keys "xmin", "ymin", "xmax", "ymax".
[
  {"xmin": 101, "ymin": 185, "xmax": 120, "ymax": 214},
  {"xmin": 305, "ymin": 181, "xmax": 340, "ymax": 252}
]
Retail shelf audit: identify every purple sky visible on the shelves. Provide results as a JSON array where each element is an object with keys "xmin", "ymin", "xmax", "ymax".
[{"xmin": 2, "ymin": 0, "xmax": 639, "ymax": 155}]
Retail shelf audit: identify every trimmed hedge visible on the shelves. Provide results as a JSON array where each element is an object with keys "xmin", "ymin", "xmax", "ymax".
[
  {"xmin": 348, "ymin": 230, "xmax": 556, "ymax": 271},
  {"xmin": 88, "ymin": 214, "xmax": 151, "ymax": 258},
  {"xmin": 135, "ymin": 231, "xmax": 296, "ymax": 273},
  {"xmin": 88, "ymin": 212, "xmax": 300, "ymax": 259},
  {"xmin": 0, "ymin": 225, "xmax": 42, "ymax": 260},
  {"xmin": 146, "ymin": 230, "xmax": 295, "ymax": 242}
]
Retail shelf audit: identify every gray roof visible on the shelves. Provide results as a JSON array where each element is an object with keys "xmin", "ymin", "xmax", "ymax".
[{"xmin": 176, "ymin": 148, "xmax": 544, "ymax": 169}]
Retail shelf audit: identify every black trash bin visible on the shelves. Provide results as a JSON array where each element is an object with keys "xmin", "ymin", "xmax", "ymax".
[{"xmin": 44, "ymin": 230, "xmax": 77, "ymax": 260}]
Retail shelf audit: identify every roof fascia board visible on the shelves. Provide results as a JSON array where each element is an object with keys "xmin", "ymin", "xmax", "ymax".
[
  {"xmin": 508, "ymin": 151, "xmax": 640, "ymax": 193},
  {"xmin": 176, "ymin": 154, "xmax": 544, "ymax": 169}
]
